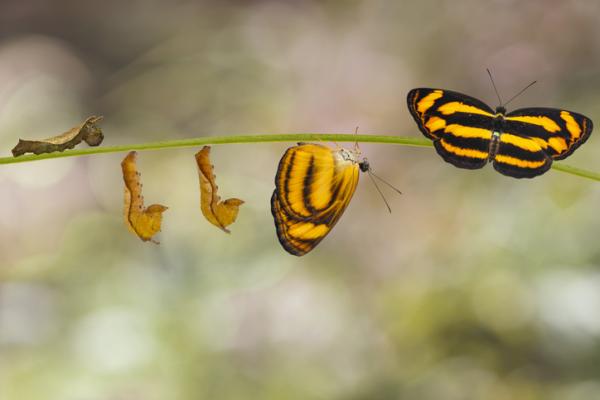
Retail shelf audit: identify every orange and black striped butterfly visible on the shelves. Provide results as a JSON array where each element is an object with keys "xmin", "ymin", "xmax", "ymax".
[
  {"xmin": 271, "ymin": 143, "xmax": 370, "ymax": 256},
  {"xmin": 407, "ymin": 88, "xmax": 593, "ymax": 178}
]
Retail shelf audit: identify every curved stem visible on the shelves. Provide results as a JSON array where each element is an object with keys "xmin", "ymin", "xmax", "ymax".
[
  {"xmin": 0, "ymin": 134, "xmax": 431, "ymax": 164},
  {"xmin": 1, "ymin": 133, "xmax": 598, "ymax": 182}
]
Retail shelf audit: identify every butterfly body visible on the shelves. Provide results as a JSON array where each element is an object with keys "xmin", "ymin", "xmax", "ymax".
[
  {"xmin": 271, "ymin": 143, "xmax": 366, "ymax": 256},
  {"xmin": 407, "ymin": 88, "xmax": 593, "ymax": 178}
]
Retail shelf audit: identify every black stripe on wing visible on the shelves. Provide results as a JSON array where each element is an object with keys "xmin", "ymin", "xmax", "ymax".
[
  {"xmin": 271, "ymin": 192, "xmax": 320, "ymax": 256},
  {"xmin": 434, "ymin": 139, "xmax": 489, "ymax": 169},
  {"xmin": 492, "ymin": 139, "xmax": 552, "ymax": 179},
  {"xmin": 301, "ymin": 153, "xmax": 316, "ymax": 214}
]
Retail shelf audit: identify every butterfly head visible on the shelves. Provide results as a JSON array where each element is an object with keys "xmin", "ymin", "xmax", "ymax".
[
  {"xmin": 487, "ymin": 68, "xmax": 536, "ymax": 116},
  {"xmin": 359, "ymin": 158, "xmax": 370, "ymax": 173}
]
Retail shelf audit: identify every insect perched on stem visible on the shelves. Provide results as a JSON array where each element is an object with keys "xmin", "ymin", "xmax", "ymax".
[
  {"xmin": 271, "ymin": 134, "xmax": 401, "ymax": 256},
  {"xmin": 407, "ymin": 71, "xmax": 593, "ymax": 178}
]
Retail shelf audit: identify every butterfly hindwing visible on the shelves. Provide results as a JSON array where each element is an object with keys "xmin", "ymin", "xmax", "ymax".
[
  {"xmin": 272, "ymin": 143, "xmax": 360, "ymax": 256},
  {"xmin": 492, "ymin": 134, "xmax": 552, "ymax": 178},
  {"xmin": 407, "ymin": 88, "xmax": 496, "ymax": 170}
]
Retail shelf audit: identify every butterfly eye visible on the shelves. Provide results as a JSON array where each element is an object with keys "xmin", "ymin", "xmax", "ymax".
[{"xmin": 359, "ymin": 159, "xmax": 370, "ymax": 172}]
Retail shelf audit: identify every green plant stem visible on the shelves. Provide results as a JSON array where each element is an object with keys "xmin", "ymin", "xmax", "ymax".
[
  {"xmin": 551, "ymin": 163, "xmax": 600, "ymax": 181},
  {"xmin": 0, "ymin": 134, "xmax": 430, "ymax": 164},
  {"xmin": 1, "ymin": 133, "xmax": 598, "ymax": 182}
]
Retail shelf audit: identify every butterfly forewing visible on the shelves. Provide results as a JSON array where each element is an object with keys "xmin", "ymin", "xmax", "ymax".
[
  {"xmin": 272, "ymin": 143, "xmax": 360, "ymax": 256},
  {"xmin": 505, "ymin": 108, "xmax": 593, "ymax": 160},
  {"xmin": 407, "ymin": 88, "xmax": 496, "ymax": 170},
  {"xmin": 407, "ymin": 88, "xmax": 495, "ymax": 137}
]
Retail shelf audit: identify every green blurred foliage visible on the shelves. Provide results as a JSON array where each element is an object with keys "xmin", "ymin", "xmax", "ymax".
[{"xmin": 1, "ymin": 0, "xmax": 600, "ymax": 399}]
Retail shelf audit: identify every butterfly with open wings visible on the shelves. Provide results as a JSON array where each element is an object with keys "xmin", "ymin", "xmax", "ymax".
[{"xmin": 407, "ymin": 87, "xmax": 593, "ymax": 178}]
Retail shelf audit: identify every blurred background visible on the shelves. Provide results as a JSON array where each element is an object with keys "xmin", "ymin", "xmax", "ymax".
[{"xmin": 1, "ymin": 0, "xmax": 600, "ymax": 399}]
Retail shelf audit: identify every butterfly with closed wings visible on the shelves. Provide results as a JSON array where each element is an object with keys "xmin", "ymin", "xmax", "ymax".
[{"xmin": 271, "ymin": 142, "xmax": 400, "ymax": 256}]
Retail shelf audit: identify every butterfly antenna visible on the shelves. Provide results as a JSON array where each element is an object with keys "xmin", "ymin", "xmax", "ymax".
[
  {"xmin": 504, "ymin": 80, "xmax": 537, "ymax": 108},
  {"xmin": 487, "ymin": 68, "xmax": 503, "ymax": 106},
  {"xmin": 369, "ymin": 169, "xmax": 403, "ymax": 195},
  {"xmin": 367, "ymin": 170, "xmax": 392, "ymax": 213},
  {"xmin": 354, "ymin": 126, "xmax": 360, "ymax": 152}
]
